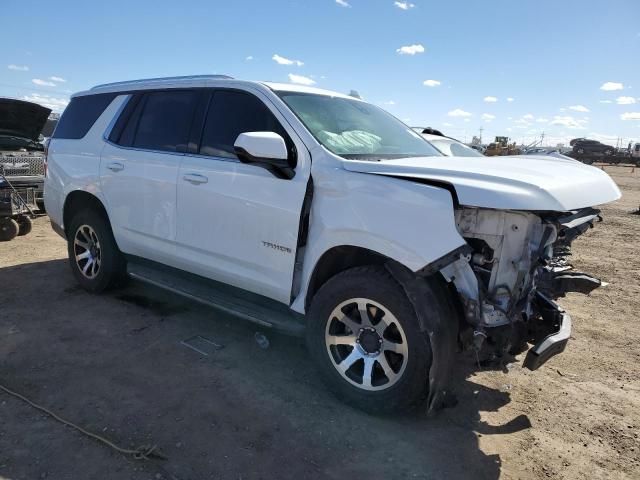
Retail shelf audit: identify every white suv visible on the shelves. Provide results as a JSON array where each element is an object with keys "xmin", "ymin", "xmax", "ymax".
[{"xmin": 45, "ymin": 75, "xmax": 620, "ymax": 413}]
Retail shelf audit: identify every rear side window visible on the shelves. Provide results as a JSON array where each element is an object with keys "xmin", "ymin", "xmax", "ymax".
[
  {"xmin": 53, "ymin": 93, "xmax": 117, "ymax": 139},
  {"xmin": 110, "ymin": 90, "xmax": 198, "ymax": 153},
  {"xmin": 199, "ymin": 90, "xmax": 288, "ymax": 159}
]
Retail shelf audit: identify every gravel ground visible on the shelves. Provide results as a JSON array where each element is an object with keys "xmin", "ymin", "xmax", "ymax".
[{"xmin": 0, "ymin": 164, "xmax": 638, "ymax": 480}]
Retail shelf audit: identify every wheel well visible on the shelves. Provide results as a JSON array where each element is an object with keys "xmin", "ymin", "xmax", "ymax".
[
  {"xmin": 305, "ymin": 246, "xmax": 391, "ymax": 310},
  {"xmin": 63, "ymin": 191, "xmax": 108, "ymax": 235}
]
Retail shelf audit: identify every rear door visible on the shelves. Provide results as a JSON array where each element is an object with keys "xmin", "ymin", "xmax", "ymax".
[
  {"xmin": 174, "ymin": 88, "xmax": 310, "ymax": 304},
  {"xmin": 100, "ymin": 90, "xmax": 199, "ymax": 263}
]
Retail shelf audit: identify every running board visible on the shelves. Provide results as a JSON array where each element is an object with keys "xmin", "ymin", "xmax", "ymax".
[{"xmin": 126, "ymin": 259, "xmax": 305, "ymax": 337}]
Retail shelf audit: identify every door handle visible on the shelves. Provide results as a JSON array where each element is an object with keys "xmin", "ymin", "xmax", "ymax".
[
  {"xmin": 106, "ymin": 162, "xmax": 124, "ymax": 172},
  {"xmin": 183, "ymin": 173, "xmax": 208, "ymax": 185}
]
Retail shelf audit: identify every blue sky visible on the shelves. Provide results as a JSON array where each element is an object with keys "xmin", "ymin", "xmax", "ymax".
[{"xmin": 2, "ymin": 0, "xmax": 639, "ymax": 147}]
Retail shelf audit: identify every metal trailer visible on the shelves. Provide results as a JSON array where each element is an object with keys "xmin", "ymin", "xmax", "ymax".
[{"xmin": 0, "ymin": 171, "xmax": 37, "ymax": 241}]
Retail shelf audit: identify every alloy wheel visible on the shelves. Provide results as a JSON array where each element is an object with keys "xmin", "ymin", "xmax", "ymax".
[
  {"xmin": 73, "ymin": 224, "xmax": 102, "ymax": 279},
  {"xmin": 325, "ymin": 298, "xmax": 408, "ymax": 391}
]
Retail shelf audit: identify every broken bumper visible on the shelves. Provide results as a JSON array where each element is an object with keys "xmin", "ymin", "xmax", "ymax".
[{"xmin": 523, "ymin": 298, "xmax": 572, "ymax": 370}]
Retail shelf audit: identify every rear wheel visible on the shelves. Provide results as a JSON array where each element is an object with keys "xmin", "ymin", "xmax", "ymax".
[
  {"xmin": 67, "ymin": 209, "xmax": 126, "ymax": 292},
  {"xmin": 0, "ymin": 218, "xmax": 19, "ymax": 242},
  {"xmin": 16, "ymin": 215, "xmax": 32, "ymax": 236},
  {"xmin": 306, "ymin": 265, "xmax": 436, "ymax": 414}
]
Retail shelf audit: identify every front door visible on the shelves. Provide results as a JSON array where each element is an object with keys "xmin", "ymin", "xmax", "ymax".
[{"xmin": 175, "ymin": 89, "xmax": 310, "ymax": 304}]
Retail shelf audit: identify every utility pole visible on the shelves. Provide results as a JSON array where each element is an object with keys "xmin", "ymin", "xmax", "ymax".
[
  {"xmin": 540, "ymin": 132, "xmax": 545, "ymax": 146},
  {"xmin": 479, "ymin": 127, "xmax": 483, "ymax": 144}
]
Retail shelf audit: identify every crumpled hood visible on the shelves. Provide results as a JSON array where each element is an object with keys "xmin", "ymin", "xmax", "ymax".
[
  {"xmin": 0, "ymin": 98, "xmax": 52, "ymax": 141},
  {"xmin": 343, "ymin": 154, "xmax": 621, "ymax": 211}
]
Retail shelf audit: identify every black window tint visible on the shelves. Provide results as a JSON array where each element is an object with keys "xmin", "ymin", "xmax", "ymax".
[
  {"xmin": 200, "ymin": 91, "xmax": 286, "ymax": 159},
  {"xmin": 53, "ymin": 93, "xmax": 117, "ymax": 139},
  {"xmin": 133, "ymin": 91, "xmax": 198, "ymax": 152},
  {"xmin": 108, "ymin": 94, "xmax": 143, "ymax": 146}
]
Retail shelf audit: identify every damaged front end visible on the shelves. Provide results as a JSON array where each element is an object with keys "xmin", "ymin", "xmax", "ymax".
[{"xmin": 440, "ymin": 206, "xmax": 603, "ymax": 370}]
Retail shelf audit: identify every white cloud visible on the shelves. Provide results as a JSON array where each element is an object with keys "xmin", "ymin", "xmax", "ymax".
[
  {"xmin": 599, "ymin": 100, "xmax": 613, "ymax": 104},
  {"xmin": 483, "ymin": 96, "xmax": 497, "ymax": 103},
  {"xmin": 8, "ymin": 64, "xmax": 29, "ymax": 71},
  {"xmin": 523, "ymin": 113, "xmax": 534, "ymax": 120},
  {"xmin": 245, "ymin": 55, "xmax": 253, "ymax": 61},
  {"xmin": 423, "ymin": 79, "xmax": 441, "ymax": 87},
  {"xmin": 448, "ymin": 108, "xmax": 472, "ymax": 118},
  {"xmin": 394, "ymin": 1, "xmax": 415, "ymax": 9},
  {"xmin": 550, "ymin": 115, "xmax": 588, "ymax": 129},
  {"xmin": 616, "ymin": 96, "xmax": 636, "ymax": 105},
  {"xmin": 536, "ymin": 117, "xmax": 549, "ymax": 123},
  {"xmin": 49, "ymin": 76, "xmax": 66, "ymax": 83},
  {"xmin": 32, "ymin": 78, "xmax": 56, "ymax": 87},
  {"xmin": 463, "ymin": 118, "xmax": 470, "ymax": 123},
  {"xmin": 443, "ymin": 122, "xmax": 453, "ymax": 127},
  {"xmin": 507, "ymin": 97, "xmax": 514, "ymax": 102},
  {"xmin": 481, "ymin": 113, "xmax": 495, "ymax": 122},
  {"xmin": 383, "ymin": 100, "xmax": 396, "ymax": 105},
  {"xmin": 568, "ymin": 105, "xmax": 589, "ymax": 112},
  {"xmin": 335, "ymin": 0, "xmax": 350, "ymax": 7},
  {"xmin": 600, "ymin": 81, "xmax": 624, "ymax": 91},
  {"xmin": 621, "ymin": 112, "xmax": 640, "ymax": 121},
  {"xmin": 272, "ymin": 54, "xmax": 303, "ymax": 66},
  {"xmin": 288, "ymin": 73, "xmax": 316, "ymax": 86},
  {"xmin": 22, "ymin": 93, "xmax": 69, "ymax": 112},
  {"xmin": 396, "ymin": 44, "xmax": 425, "ymax": 55}
]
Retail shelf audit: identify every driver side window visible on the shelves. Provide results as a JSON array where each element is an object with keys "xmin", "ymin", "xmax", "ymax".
[{"xmin": 199, "ymin": 90, "xmax": 292, "ymax": 163}]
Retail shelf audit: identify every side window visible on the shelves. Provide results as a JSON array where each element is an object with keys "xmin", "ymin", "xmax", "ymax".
[
  {"xmin": 53, "ymin": 93, "xmax": 117, "ymax": 139},
  {"xmin": 132, "ymin": 91, "xmax": 198, "ymax": 153},
  {"xmin": 199, "ymin": 90, "xmax": 289, "ymax": 160}
]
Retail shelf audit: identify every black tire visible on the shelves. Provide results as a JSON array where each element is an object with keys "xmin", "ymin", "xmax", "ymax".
[
  {"xmin": 0, "ymin": 218, "xmax": 19, "ymax": 242},
  {"xmin": 67, "ymin": 209, "xmax": 126, "ymax": 293},
  {"xmin": 306, "ymin": 265, "xmax": 438, "ymax": 414},
  {"xmin": 16, "ymin": 215, "xmax": 33, "ymax": 236}
]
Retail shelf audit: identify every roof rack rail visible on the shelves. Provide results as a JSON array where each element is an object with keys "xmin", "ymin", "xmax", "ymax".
[{"xmin": 91, "ymin": 74, "xmax": 234, "ymax": 90}]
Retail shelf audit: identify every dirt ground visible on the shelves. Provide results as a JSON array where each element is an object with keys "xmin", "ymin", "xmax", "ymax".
[{"xmin": 1, "ymin": 164, "xmax": 639, "ymax": 480}]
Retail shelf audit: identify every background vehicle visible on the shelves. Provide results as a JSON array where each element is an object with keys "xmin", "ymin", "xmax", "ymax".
[
  {"xmin": 0, "ymin": 98, "xmax": 50, "ymax": 211},
  {"xmin": 485, "ymin": 136, "xmax": 521, "ymax": 156},
  {"xmin": 570, "ymin": 138, "xmax": 615, "ymax": 156},
  {"xmin": 522, "ymin": 147, "xmax": 576, "ymax": 162},
  {"xmin": 45, "ymin": 76, "xmax": 621, "ymax": 414}
]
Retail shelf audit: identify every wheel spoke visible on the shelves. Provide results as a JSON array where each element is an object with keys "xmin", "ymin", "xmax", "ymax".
[
  {"xmin": 337, "ymin": 348, "xmax": 362, "ymax": 374},
  {"xmin": 337, "ymin": 314, "xmax": 361, "ymax": 335},
  {"xmin": 74, "ymin": 239, "xmax": 90, "ymax": 250},
  {"xmin": 376, "ymin": 354, "xmax": 395, "ymax": 381},
  {"xmin": 357, "ymin": 300, "xmax": 372, "ymax": 327},
  {"xmin": 82, "ymin": 258, "xmax": 93, "ymax": 275},
  {"xmin": 75, "ymin": 250, "xmax": 91, "ymax": 261},
  {"xmin": 362, "ymin": 357, "xmax": 375, "ymax": 388},
  {"xmin": 327, "ymin": 334, "xmax": 357, "ymax": 346},
  {"xmin": 382, "ymin": 340, "xmax": 404, "ymax": 354}
]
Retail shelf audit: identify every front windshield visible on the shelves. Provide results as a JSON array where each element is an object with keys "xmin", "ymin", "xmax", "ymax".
[
  {"xmin": 278, "ymin": 92, "xmax": 441, "ymax": 159},
  {"xmin": 430, "ymin": 138, "xmax": 483, "ymax": 157}
]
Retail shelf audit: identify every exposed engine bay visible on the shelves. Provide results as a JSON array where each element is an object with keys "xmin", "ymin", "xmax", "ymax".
[{"xmin": 441, "ymin": 206, "xmax": 603, "ymax": 369}]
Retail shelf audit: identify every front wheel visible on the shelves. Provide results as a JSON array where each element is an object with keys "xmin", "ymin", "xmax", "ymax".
[
  {"xmin": 67, "ymin": 209, "xmax": 126, "ymax": 292},
  {"xmin": 306, "ymin": 266, "xmax": 436, "ymax": 414}
]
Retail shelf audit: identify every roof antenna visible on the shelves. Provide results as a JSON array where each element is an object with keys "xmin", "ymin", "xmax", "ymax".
[{"xmin": 348, "ymin": 90, "xmax": 361, "ymax": 99}]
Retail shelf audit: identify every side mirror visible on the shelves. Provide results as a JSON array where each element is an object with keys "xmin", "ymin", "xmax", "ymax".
[{"xmin": 234, "ymin": 132, "xmax": 294, "ymax": 179}]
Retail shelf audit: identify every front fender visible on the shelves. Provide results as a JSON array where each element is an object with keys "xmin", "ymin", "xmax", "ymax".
[{"xmin": 290, "ymin": 167, "xmax": 466, "ymax": 313}]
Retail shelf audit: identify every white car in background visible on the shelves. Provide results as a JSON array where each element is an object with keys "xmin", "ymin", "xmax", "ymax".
[{"xmin": 45, "ymin": 76, "xmax": 620, "ymax": 414}]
